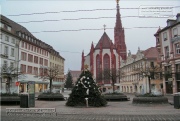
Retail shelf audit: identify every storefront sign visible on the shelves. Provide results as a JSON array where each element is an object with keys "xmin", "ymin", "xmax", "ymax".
[{"xmin": 15, "ymin": 82, "xmax": 20, "ymax": 86}]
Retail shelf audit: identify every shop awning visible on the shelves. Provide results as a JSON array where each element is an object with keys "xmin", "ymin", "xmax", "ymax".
[
  {"xmin": 19, "ymin": 80, "xmax": 49, "ymax": 84},
  {"xmin": 52, "ymin": 82, "xmax": 64, "ymax": 86}
]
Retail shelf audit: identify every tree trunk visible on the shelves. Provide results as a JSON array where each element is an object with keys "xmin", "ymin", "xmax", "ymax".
[
  {"xmin": 112, "ymin": 79, "xmax": 115, "ymax": 93},
  {"xmin": 49, "ymin": 79, "xmax": 52, "ymax": 93},
  {"xmin": 148, "ymin": 76, "xmax": 151, "ymax": 93},
  {"xmin": 6, "ymin": 77, "xmax": 11, "ymax": 94}
]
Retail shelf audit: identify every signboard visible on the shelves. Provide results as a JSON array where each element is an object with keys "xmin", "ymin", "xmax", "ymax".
[
  {"xmin": 28, "ymin": 81, "xmax": 35, "ymax": 107},
  {"xmin": 168, "ymin": 78, "xmax": 174, "ymax": 81},
  {"xmin": 15, "ymin": 82, "xmax": 20, "ymax": 86}
]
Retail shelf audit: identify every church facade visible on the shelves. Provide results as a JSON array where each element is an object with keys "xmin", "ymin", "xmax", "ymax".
[{"xmin": 81, "ymin": 1, "xmax": 127, "ymax": 90}]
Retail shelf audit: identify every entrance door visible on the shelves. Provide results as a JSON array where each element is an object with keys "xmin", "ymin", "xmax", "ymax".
[{"xmin": 166, "ymin": 82, "xmax": 173, "ymax": 94}]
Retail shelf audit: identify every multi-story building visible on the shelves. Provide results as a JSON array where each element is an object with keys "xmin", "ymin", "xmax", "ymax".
[
  {"xmin": 120, "ymin": 47, "xmax": 162, "ymax": 94},
  {"xmin": 0, "ymin": 15, "xmax": 65, "ymax": 93},
  {"xmin": 154, "ymin": 13, "xmax": 180, "ymax": 94},
  {"xmin": 69, "ymin": 70, "xmax": 81, "ymax": 86},
  {"xmin": 49, "ymin": 48, "xmax": 65, "ymax": 89},
  {"xmin": 0, "ymin": 16, "xmax": 20, "ymax": 93}
]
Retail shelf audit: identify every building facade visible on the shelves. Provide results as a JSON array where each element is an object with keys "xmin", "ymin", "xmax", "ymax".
[
  {"xmin": 120, "ymin": 47, "xmax": 162, "ymax": 94},
  {"xmin": 154, "ymin": 13, "xmax": 180, "ymax": 94},
  {"xmin": 0, "ymin": 15, "xmax": 65, "ymax": 93},
  {"xmin": 49, "ymin": 49, "xmax": 65, "ymax": 89},
  {"xmin": 0, "ymin": 17, "xmax": 20, "ymax": 93},
  {"xmin": 81, "ymin": 1, "xmax": 127, "ymax": 91}
]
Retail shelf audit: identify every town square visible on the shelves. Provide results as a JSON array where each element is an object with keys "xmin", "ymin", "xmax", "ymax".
[{"xmin": 0, "ymin": 0, "xmax": 180, "ymax": 121}]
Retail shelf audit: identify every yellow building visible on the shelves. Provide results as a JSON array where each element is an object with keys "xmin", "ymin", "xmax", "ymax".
[{"xmin": 49, "ymin": 48, "xmax": 65, "ymax": 89}]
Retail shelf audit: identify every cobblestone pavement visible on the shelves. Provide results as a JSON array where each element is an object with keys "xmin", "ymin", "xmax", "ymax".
[{"xmin": 1, "ymin": 93, "xmax": 180, "ymax": 121}]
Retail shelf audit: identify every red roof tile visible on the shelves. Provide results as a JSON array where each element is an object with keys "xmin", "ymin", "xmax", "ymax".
[{"xmin": 95, "ymin": 32, "xmax": 115, "ymax": 49}]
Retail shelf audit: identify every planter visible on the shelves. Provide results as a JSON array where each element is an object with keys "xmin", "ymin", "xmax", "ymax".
[
  {"xmin": 103, "ymin": 93, "xmax": 130, "ymax": 101},
  {"xmin": 38, "ymin": 93, "xmax": 64, "ymax": 101},
  {"xmin": 133, "ymin": 97, "xmax": 168, "ymax": 104},
  {"xmin": 1, "ymin": 96, "xmax": 20, "ymax": 105}
]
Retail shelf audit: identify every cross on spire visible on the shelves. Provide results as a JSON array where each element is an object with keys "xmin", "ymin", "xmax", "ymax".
[
  {"xmin": 103, "ymin": 24, "xmax": 106, "ymax": 32},
  {"xmin": 116, "ymin": 0, "xmax": 119, "ymax": 4}
]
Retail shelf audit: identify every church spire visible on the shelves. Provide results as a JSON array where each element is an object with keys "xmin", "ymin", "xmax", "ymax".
[{"xmin": 114, "ymin": 0, "xmax": 127, "ymax": 62}]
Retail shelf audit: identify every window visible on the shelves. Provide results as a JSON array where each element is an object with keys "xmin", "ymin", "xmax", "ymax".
[
  {"xmin": 163, "ymin": 32, "xmax": 167, "ymax": 41},
  {"xmin": 31, "ymin": 45, "xmax": 33, "ymax": 51},
  {"xmin": 25, "ymin": 42, "xmax": 27, "ymax": 49},
  {"xmin": 34, "ymin": 47, "xmax": 36, "ymax": 52},
  {"xmin": 39, "ymin": 68, "xmax": 43, "ymax": 75},
  {"xmin": 173, "ymin": 28, "xmax": 178, "ymax": 37},
  {"xmin": 4, "ymin": 61, "xmax": 7, "ymax": 68},
  {"xmin": 12, "ymin": 38, "xmax": 15, "ymax": 44},
  {"xmin": 5, "ymin": 36, "xmax": 9, "ymax": 42},
  {"xmin": 34, "ymin": 56, "xmax": 38, "ymax": 64},
  {"xmin": 44, "ymin": 59, "xmax": 48, "ymax": 66},
  {"xmin": 34, "ymin": 67, "xmax": 38, "ymax": 75},
  {"xmin": 28, "ymin": 54, "xmax": 33, "ymax": 62},
  {"xmin": 39, "ymin": 58, "xmax": 43, "ymax": 65},
  {"xmin": 165, "ymin": 46, "xmax": 169, "ymax": 59},
  {"xmin": 7, "ymin": 26, "xmax": 11, "ymax": 31},
  {"xmin": 21, "ymin": 52, "xmax": 27, "ymax": 61},
  {"xmin": 175, "ymin": 43, "xmax": 180, "ymax": 54},
  {"xmin": 21, "ymin": 64, "xmax": 26, "ymax": 73},
  {"xmin": 19, "ymin": 32, "xmax": 21, "ymax": 36},
  {"xmin": 11, "ymin": 48, "xmax": 14, "ymax": 57},
  {"xmin": 28, "ymin": 44, "xmax": 31, "ymax": 50},
  {"xmin": 28, "ymin": 66, "xmax": 32, "ymax": 74},
  {"xmin": 4, "ymin": 46, "xmax": 8, "ymax": 55},
  {"xmin": 21, "ymin": 41, "xmax": 24, "ymax": 48},
  {"xmin": 176, "ymin": 64, "xmax": 180, "ymax": 72},
  {"xmin": 10, "ymin": 62, "xmax": 14, "ymax": 68}
]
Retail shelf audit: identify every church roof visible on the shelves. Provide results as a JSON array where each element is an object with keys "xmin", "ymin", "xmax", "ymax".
[{"xmin": 95, "ymin": 32, "xmax": 115, "ymax": 50}]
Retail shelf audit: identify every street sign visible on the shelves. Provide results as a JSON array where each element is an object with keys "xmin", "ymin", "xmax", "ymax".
[
  {"xmin": 168, "ymin": 78, "xmax": 174, "ymax": 81},
  {"xmin": 15, "ymin": 82, "xmax": 20, "ymax": 86}
]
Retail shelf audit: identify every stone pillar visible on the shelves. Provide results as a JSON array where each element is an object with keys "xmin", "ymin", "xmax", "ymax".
[
  {"xmin": 42, "ymin": 84, "xmax": 44, "ymax": 92},
  {"xmin": 162, "ymin": 66, "xmax": 166, "ymax": 95},
  {"xmin": 172, "ymin": 61, "xmax": 177, "ymax": 93}
]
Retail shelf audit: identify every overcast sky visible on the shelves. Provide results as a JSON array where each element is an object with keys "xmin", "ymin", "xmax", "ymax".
[{"xmin": 0, "ymin": 0, "xmax": 180, "ymax": 74}]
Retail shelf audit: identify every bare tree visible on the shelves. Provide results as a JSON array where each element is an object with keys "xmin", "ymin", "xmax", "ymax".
[
  {"xmin": 133, "ymin": 64, "xmax": 163, "ymax": 93},
  {"xmin": 102, "ymin": 68, "xmax": 124, "ymax": 93},
  {"xmin": 36, "ymin": 66, "xmax": 60, "ymax": 93},
  {"xmin": 0, "ymin": 64, "xmax": 22, "ymax": 93}
]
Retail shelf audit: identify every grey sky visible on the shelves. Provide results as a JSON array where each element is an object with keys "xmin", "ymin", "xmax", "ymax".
[{"xmin": 0, "ymin": 0, "xmax": 180, "ymax": 74}]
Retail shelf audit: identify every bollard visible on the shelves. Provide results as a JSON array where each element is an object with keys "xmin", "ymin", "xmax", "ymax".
[{"xmin": 85, "ymin": 98, "xmax": 88, "ymax": 107}]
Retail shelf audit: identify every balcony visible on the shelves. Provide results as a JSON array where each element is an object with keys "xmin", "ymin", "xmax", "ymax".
[
  {"xmin": 0, "ymin": 54, "xmax": 8, "ymax": 59},
  {"xmin": 171, "ymin": 35, "xmax": 180, "ymax": 42}
]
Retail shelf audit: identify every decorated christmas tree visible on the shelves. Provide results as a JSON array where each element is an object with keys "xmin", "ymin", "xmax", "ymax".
[{"xmin": 66, "ymin": 66, "xmax": 107, "ymax": 107}]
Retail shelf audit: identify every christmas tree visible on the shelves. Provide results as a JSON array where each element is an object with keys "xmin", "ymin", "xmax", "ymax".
[{"xmin": 66, "ymin": 66, "xmax": 107, "ymax": 107}]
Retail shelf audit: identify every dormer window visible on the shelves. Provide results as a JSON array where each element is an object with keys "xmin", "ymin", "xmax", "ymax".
[
  {"xmin": 163, "ymin": 32, "xmax": 167, "ymax": 41},
  {"xmin": 22, "ymin": 34, "xmax": 24, "ymax": 38},
  {"xmin": 7, "ymin": 26, "xmax": 11, "ymax": 31},
  {"xmin": 173, "ymin": 28, "xmax": 178, "ymax": 37},
  {"xmin": 19, "ymin": 32, "xmax": 21, "ymax": 36},
  {"xmin": 1, "ymin": 23, "xmax": 4, "ymax": 28}
]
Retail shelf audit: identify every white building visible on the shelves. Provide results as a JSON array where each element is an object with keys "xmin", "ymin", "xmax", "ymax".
[
  {"xmin": 120, "ymin": 47, "xmax": 162, "ymax": 94},
  {"xmin": 1, "ymin": 15, "xmax": 65, "ymax": 93},
  {"xmin": 0, "ymin": 16, "xmax": 20, "ymax": 93}
]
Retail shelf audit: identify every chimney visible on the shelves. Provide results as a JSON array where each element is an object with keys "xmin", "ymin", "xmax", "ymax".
[{"xmin": 176, "ymin": 13, "xmax": 180, "ymax": 22}]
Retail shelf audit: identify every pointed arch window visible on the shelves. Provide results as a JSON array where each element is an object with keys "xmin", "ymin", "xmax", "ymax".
[{"xmin": 96, "ymin": 55, "xmax": 101, "ymax": 83}]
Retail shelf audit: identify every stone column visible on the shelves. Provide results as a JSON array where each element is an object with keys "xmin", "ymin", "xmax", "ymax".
[{"xmin": 172, "ymin": 61, "xmax": 177, "ymax": 93}]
